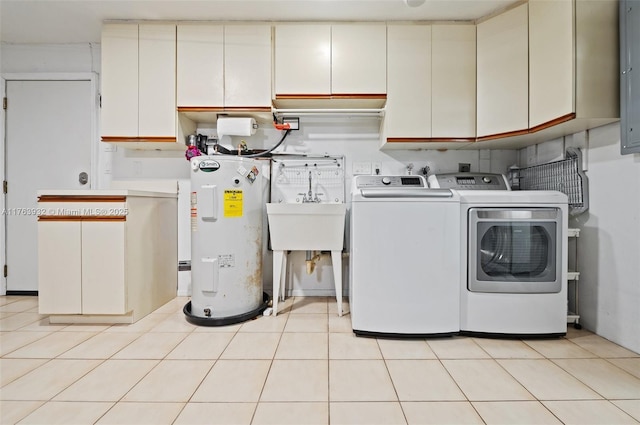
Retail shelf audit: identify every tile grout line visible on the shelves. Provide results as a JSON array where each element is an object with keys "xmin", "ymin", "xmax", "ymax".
[
  {"xmin": 378, "ymin": 338, "xmax": 409, "ymax": 425},
  {"xmin": 249, "ymin": 307, "xmax": 290, "ymax": 425}
]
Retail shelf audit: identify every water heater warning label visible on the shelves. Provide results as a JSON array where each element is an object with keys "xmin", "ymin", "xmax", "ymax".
[
  {"xmin": 224, "ymin": 190, "xmax": 243, "ymax": 217},
  {"xmin": 218, "ymin": 254, "xmax": 235, "ymax": 268}
]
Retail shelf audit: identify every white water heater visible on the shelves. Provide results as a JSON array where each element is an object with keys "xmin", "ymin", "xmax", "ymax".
[{"xmin": 184, "ymin": 155, "xmax": 269, "ymax": 326}]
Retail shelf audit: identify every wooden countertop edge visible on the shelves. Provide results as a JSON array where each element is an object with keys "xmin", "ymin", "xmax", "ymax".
[{"xmin": 38, "ymin": 215, "xmax": 127, "ymax": 222}]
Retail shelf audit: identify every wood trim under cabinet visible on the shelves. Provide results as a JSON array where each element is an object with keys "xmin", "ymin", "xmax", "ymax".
[
  {"xmin": 388, "ymin": 113, "xmax": 578, "ymax": 146},
  {"xmin": 275, "ymin": 94, "xmax": 331, "ymax": 100},
  {"xmin": 529, "ymin": 113, "xmax": 576, "ymax": 134},
  {"xmin": 386, "ymin": 137, "xmax": 476, "ymax": 144},
  {"xmin": 101, "ymin": 136, "xmax": 177, "ymax": 143},
  {"xmin": 38, "ymin": 215, "xmax": 127, "ymax": 222},
  {"xmin": 274, "ymin": 93, "xmax": 387, "ymax": 100},
  {"xmin": 475, "ymin": 128, "xmax": 530, "ymax": 142},
  {"xmin": 38, "ymin": 196, "xmax": 127, "ymax": 203},
  {"xmin": 329, "ymin": 94, "xmax": 387, "ymax": 100},
  {"xmin": 177, "ymin": 106, "xmax": 272, "ymax": 113}
]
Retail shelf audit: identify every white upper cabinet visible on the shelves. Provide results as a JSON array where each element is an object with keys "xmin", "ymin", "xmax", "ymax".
[
  {"xmin": 529, "ymin": 0, "xmax": 573, "ymax": 128},
  {"xmin": 101, "ymin": 23, "xmax": 176, "ymax": 142},
  {"xmin": 331, "ymin": 24, "xmax": 387, "ymax": 95},
  {"xmin": 138, "ymin": 24, "xmax": 176, "ymax": 138},
  {"xmin": 274, "ymin": 24, "xmax": 386, "ymax": 97},
  {"xmin": 384, "ymin": 24, "xmax": 476, "ymax": 148},
  {"xmin": 477, "ymin": 4, "xmax": 529, "ymax": 138},
  {"xmin": 432, "ymin": 25, "xmax": 476, "ymax": 138},
  {"xmin": 177, "ymin": 24, "xmax": 271, "ymax": 108},
  {"xmin": 176, "ymin": 25, "xmax": 224, "ymax": 108},
  {"xmin": 529, "ymin": 0, "xmax": 619, "ymax": 130},
  {"xmin": 274, "ymin": 24, "xmax": 331, "ymax": 95},
  {"xmin": 224, "ymin": 25, "xmax": 272, "ymax": 108},
  {"xmin": 101, "ymin": 24, "xmax": 139, "ymax": 138},
  {"xmin": 385, "ymin": 25, "xmax": 431, "ymax": 139}
]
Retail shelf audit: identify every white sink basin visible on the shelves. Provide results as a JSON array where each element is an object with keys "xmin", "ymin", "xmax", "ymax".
[{"xmin": 266, "ymin": 203, "xmax": 346, "ymax": 251}]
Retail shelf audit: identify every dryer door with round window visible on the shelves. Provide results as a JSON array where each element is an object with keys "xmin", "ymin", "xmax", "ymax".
[{"xmin": 468, "ymin": 208, "xmax": 562, "ymax": 293}]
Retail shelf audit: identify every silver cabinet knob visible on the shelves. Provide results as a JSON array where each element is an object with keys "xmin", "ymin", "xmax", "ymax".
[{"xmin": 79, "ymin": 172, "xmax": 89, "ymax": 185}]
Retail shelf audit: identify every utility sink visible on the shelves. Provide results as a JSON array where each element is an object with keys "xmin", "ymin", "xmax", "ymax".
[{"xmin": 266, "ymin": 203, "xmax": 346, "ymax": 251}]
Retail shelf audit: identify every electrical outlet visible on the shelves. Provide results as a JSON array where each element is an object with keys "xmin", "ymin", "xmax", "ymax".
[
  {"xmin": 372, "ymin": 162, "xmax": 382, "ymax": 175},
  {"xmin": 283, "ymin": 116, "xmax": 300, "ymax": 130}
]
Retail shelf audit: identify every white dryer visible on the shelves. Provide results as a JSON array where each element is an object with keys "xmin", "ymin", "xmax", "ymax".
[
  {"xmin": 430, "ymin": 173, "xmax": 568, "ymax": 336},
  {"xmin": 349, "ymin": 175, "xmax": 461, "ymax": 337}
]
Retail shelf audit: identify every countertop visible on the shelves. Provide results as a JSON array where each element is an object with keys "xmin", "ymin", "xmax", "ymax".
[{"xmin": 37, "ymin": 189, "xmax": 177, "ymax": 198}]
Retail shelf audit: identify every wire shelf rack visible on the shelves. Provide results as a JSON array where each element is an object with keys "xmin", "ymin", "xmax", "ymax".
[
  {"xmin": 512, "ymin": 148, "xmax": 589, "ymax": 215},
  {"xmin": 271, "ymin": 156, "xmax": 346, "ymax": 203}
]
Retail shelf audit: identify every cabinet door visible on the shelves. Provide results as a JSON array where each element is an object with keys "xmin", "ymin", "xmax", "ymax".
[
  {"xmin": 274, "ymin": 25, "xmax": 331, "ymax": 95},
  {"xmin": 332, "ymin": 25, "xmax": 387, "ymax": 94},
  {"xmin": 37, "ymin": 221, "xmax": 82, "ymax": 314},
  {"xmin": 529, "ymin": 0, "xmax": 574, "ymax": 128},
  {"xmin": 225, "ymin": 25, "xmax": 272, "ymax": 107},
  {"xmin": 385, "ymin": 25, "xmax": 431, "ymax": 138},
  {"xmin": 432, "ymin": 25, "xmax": 476, "ymax": 138},
  {"xmin": 177, "ymin": 25, "xmax": 223, "ymax": 108},
  {"xmin": 139, "ymin": 24, "xmax": 176, "ymax": 138},
  {"xmin": 81, "ymin": 221, "xmax": 126, "ymax": 314},
  {"xmin": 477, "ymin": 4, "xmax": 529, "ymax": 137},
  {"xmin": 101, "ymin": 24, "xmax": 138, "ymax": 138}
]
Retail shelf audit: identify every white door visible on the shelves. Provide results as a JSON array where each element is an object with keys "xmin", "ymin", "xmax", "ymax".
[{"xmin": 4, "ymin": 80, "xmax": 93, "ymax": 293}]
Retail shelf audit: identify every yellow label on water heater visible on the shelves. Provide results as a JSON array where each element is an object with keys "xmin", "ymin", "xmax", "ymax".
[{"xmin": 224, "ymin": 190, "xmax": 243, "ymax": 217}]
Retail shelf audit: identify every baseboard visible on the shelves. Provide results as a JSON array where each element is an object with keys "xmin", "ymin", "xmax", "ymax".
[{"xmin": 5, "ymin": 290, "xmax": 38, "ymax": 296}]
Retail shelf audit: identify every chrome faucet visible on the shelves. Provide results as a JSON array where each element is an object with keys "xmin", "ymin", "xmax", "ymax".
[{"xmin": 302, "ymin": 171, "xmax": 320, "ymax": 203}]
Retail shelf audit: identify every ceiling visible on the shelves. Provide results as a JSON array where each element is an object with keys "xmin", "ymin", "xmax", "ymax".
[{"xmin": 1, "ymin": 0, "xmax": 519, "ymax": 44}]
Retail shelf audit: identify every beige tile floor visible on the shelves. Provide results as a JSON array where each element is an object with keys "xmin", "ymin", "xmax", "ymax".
[{"xmin": 1, "ymin": 295, "xmax": 639, "ymax": 425}]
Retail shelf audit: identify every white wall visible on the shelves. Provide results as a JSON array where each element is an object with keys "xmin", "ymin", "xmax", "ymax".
[
  {"xmin": 519, "ymin": 122, "xmax": 640, "ymax": 354},
  {"xmin": 1, "ymin": 43, "xmax": 100, "ymax": 73}
]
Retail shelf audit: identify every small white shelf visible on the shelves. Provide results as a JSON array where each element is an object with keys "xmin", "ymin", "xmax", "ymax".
[{"xmin": 567, "ymin": 228, "xmax": 581, "ymax": 329}]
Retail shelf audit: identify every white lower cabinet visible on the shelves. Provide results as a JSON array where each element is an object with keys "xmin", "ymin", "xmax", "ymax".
[
  {"xmin": 37, "ymin": 191, "xmax": 177, "ymax": 324},
  {"xmin": 38, "ymin": 220, "xmax": 126, "ymax": 316},
  {"xmin": 37, "ymin": 221, "xmax": 83, "ymax": 315},
  {"xmin": 81, "ymin": 221, "xmax": 127, "ymax": 314}
]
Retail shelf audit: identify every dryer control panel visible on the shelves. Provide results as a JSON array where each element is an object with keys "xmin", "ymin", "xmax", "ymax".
[{"xmin": 428, "ymin": 173, "xmax": 510, "ymax": 190}]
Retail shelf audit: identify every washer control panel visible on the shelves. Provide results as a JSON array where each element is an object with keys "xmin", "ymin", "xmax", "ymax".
[{"xmin": 356, "ymin": 175, "xmax": 427, "ymax": 188}]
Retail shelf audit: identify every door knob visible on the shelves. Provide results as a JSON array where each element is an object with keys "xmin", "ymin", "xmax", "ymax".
[{"xmin": 79, "ymin": 172, "xmax": 89, "ymax": 185}]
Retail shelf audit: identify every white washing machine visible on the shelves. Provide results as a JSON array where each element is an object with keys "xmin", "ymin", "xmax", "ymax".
[
  {"xmin": 349, "ymin": 175, "xmax": 461, "ymax": 337},
  {"xmin": 430, "ymin": 173, "xmax": 569, "ymax": 337}
]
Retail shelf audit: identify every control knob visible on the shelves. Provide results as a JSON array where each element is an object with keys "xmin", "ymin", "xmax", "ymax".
[
  {"xmin": 482, "ymin": 176, "xmax": 492, "ymax": 184},
  {"xmin": 381, "ymin": 177, "xmax": 391, "ymax": 185}
]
